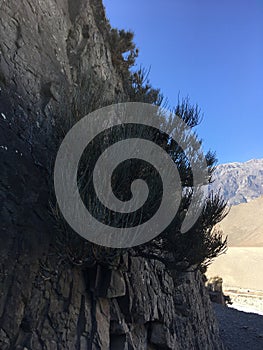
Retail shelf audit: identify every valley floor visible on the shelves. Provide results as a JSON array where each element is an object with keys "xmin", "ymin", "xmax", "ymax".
[
  {"xmin": 213, "ymin": 303, "xmax": 263, "ymax": 350},
  {"xmin": 224, "ymin": 288, "xmax": 263, "ymax": 314},
  {"xmin": 207, "ymin": 247, "xmax": 263, "ymax": 291}
]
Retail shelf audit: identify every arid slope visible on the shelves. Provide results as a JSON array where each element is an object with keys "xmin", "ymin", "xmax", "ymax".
[{"xmin": 217, "ymin": 195, "xmax": 263, "ymax": 247}]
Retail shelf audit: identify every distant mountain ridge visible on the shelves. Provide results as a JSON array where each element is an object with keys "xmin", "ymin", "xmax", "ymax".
[{"xmin": 210, "ymin": 158, "xmax": 263, "ymax": 205}]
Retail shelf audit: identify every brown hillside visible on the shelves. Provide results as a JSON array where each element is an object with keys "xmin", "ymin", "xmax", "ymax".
[{"xmin": 217, "ymin": 195, "xmax": 263, "ymax": 247}]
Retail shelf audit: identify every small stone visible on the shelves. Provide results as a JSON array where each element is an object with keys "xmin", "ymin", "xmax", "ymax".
[{"xmin": 241, "ymin": 325, "xmax": 248, "ymax": 330}]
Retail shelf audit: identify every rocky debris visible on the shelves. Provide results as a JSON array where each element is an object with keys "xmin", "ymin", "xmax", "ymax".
[{"xmin": 0, "ymin": 0, "xmax": 224, "ymax": 349}]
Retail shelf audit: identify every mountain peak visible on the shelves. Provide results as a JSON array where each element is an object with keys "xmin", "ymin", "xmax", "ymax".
[{"xmin": 210, "ymin": 158, "xmax": 263, "ymax": 205}]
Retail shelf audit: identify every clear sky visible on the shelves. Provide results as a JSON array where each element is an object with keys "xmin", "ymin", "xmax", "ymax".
[{"xmin": 103, "ymin": 0, "xmax": 263, "ymax": 164}]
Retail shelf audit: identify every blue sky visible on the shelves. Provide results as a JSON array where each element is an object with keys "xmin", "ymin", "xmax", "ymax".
[{"xmin": 103, "ymin": 0, "xmax": 263, "ymax": 164}]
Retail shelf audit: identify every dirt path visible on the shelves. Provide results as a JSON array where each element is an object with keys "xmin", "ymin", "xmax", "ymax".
[{"xmin": 213, "ymin": 304, "xmax": 263, "ymax": 350}]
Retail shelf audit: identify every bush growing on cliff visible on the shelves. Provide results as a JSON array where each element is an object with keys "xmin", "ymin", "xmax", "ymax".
[
  {"xmin": 108, "ymin": 28, "xmax": 139, "ymax": 77},
  {"xmin": 54, "ymin": 21, "xmax": 228, "ymax": 273},
  {"xmin": 134, "ymin": 191, "xmax": 228, "ymax": 271}
]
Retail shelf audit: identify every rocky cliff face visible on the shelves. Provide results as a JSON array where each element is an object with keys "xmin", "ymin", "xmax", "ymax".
[
  {"xmin": 210, "ymin": 159, "xmax": 263, "ymax": 205},
  {"xmin": 0, "ymin": 1, "xmax": 224, "ymax": 349}
]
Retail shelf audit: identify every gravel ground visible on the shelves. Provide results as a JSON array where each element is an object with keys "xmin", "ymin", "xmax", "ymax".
[{"xmin": 213, "ymin": 304, "xmax": 263, "ymax": 350}]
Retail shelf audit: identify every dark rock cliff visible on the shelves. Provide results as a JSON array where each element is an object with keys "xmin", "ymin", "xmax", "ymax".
[{"xmin": 0, "ymin": 0, "xmax": 224, "ymax": 349}]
